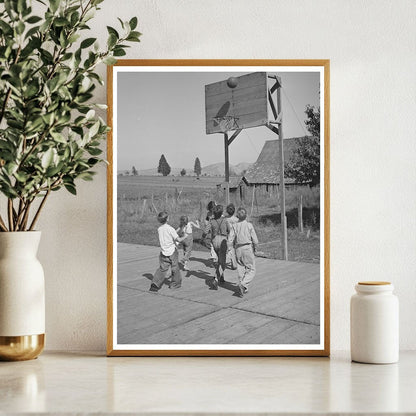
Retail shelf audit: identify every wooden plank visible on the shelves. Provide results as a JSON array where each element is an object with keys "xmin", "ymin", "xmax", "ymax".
[
  {"xmin": 144, "ymin": 308, "xmax": 275, "ymax": 344},
  {"xmin": 205, "ymin": 87, "xmax": 267, "ymax": 109},
  {"xmin": 231, "ymin": 320, "xmax": 319, "ymax": 344},
  {"xmin": 116, "ymin": 243, "xmax": 321, "ymax": 345},
  {"xmin": 117, "ymin": 291, "xmax": 219, "ymax": 344}
]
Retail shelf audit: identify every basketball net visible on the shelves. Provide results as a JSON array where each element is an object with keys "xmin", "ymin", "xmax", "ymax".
[{"xmin": 213, "ymin": 116, "xmax": 239, "ymax": 133}]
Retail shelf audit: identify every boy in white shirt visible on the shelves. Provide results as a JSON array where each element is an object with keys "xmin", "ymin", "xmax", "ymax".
[
  {"xmin": 227, "ymin": 207, "xmax": 259, "ymax": 297},
  {"xmin": 150, "ymin": 211, "xmax": 186, "ymax": 292}
]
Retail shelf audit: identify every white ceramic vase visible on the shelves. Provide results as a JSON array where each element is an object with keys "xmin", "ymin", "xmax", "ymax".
[
  {"xmin": 350, "ymin": 281, "xmax": 399, "ymax": 364},
  {"xmin": 0, "ymin": 231, "xmax": 45, "ymax": 360}
]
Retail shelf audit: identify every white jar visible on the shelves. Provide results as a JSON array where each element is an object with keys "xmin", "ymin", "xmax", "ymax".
[{"xmin": 350, "ymin": 281, "xmax": 399, "ymax": 364}]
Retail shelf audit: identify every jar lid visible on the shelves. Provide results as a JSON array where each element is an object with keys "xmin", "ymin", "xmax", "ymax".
[{"xmin": 358, "ymin": 281, "xmax": 391, "ymax": 285}]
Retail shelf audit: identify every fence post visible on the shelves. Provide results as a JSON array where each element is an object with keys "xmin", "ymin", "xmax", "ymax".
[
  {"xmin": 140, "ymin": 199, "xmax": 147, "ymax": 219},
  {"xmin": 250, "ymin": 186, "xmax": 256, "ymax": 217},
  {"xmin": 298, "ymin": 194, "xmax": 304, "ymax": 233}
]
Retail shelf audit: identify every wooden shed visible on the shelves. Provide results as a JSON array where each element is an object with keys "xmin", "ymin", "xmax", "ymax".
[
  {"xmin": 216, "ymin": 176, "xmax": 249, "ymax": 202},
  {"xmin": 243, "ymin": 137, "xmax": 312, "ymax": 194}
]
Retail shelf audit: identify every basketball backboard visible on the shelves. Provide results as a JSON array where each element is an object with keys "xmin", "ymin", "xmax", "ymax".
[{"xmin": 205, "ymin": 72, "xmax": 270, "ymax": 134}]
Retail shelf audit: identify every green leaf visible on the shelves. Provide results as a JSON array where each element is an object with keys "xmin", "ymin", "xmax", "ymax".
[
  {"xmin": 106, "ymin": 26, "xmax": 119, "ymax": 39},
  {"xmin": 103, "ymin": 56, "xmax": 117, "ymax": 65},
  {"xmin": 5, "ymin": 162, "xmax": 18, "ymax": 176},
  {"xmin": 126, "ymin": 30, "xmax": 141, "ymax": 42},
  {"xmin": 25, "ymin": 117, "xmax": 44, "ymax": 133},
  {"xmin": 0, "ymin": 20, "xmax": 13, "ymax": 35},
  {"xmin": 17, "ymin": 0, "xmax": 27, "ymax": 14},
  {"xmin": 68, "ymin": 33, "xmax": 80, "ymax": 44},
  {"xmin": 64, "ymin": 183, "xmax": 76, "ymax": 195},
  {"xmin": 87, "ymin": 147, "xmax": 102, "ymax": 156},
  {"xmin": 45, "ymin": 164, "xmax": 62, "ymax": 177},
  {"xmin": 41, "ymin": 148, "xmax": 54, "ymax": 169},
  {"xmin": 26, "ymin": 15, "xmax": 42, "ymax": 24},
  {"xmin": 49, "ymin": 0, "xmax": 60, "ymax": 13},
  {"xmin": 16, "ymin": 21, "xmax": 25, "ymax": 35},
  {"xmin": 50, "ymin": 131, "xmax": 67, "ymax": 143},
  {"xmin": 85, "ymin": 109, "xmax": 95, "ymax": 120},
  {"xmin": 70, "ymin": 11, "xmax": 80, "ymax": 26},
  {"xmin": 107, "ymin": 33, "xmax": 117, "ymax": 49},
  {"xmin": 117, "ymin": 17, "xmax": 125, "ymax": 29},
  {"xmin": 113, "ymin": 47, "xmax": 126, "ymax": 57},
  {"xmin": 14, "ymin": 171, "xmax": 28, "ymax": 183},
  {"xmin": 54, "ymin": 17, "xmax": 69, "ymax": 27},
  {"xmin": 42, "ymin": 112, "xmax": 54, "ymax": 125},
  {"xmin": 89, "ymin": 121, "xmax": 100, "ymax": 138},
  {"xmin": 80, "ymin": 37, "xmax": 96, "ymax": 49},
  {"xmin": 25, "ymin": 25, "xmax": 40, "ymax": 39},
  {"xmin": 129, "ymin": 17, "xmax": 138, "ymax": 30},
  {"xmin": 77, "ymin": 171, "xmax": 95, "ymax": 181}
]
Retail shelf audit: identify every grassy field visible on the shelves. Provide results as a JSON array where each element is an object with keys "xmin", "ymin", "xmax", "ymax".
[{"xmin": 117, "ymin": 175, "xmax": 320, "ymax": 263}]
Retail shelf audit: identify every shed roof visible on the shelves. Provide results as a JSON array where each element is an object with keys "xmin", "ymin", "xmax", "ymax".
[{"xmin": 243, "ymin": 137, "xmax": 311, "ymax": 185}]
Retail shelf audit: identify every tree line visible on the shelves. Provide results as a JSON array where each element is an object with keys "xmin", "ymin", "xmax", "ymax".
[{"xmin": 130, "ymin": 156, "xmax": 202, "ymax": 177}]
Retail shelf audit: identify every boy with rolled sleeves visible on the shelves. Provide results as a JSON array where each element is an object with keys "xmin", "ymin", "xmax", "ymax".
[
  {"xmin": 227, "ymin": 207, "xmax": 259, "ymax": 297},
  {"xmin": 225, "ymin": 203, "xmax": 238, "ymax": 270},
  {"xmin": 150, "ymin": 211, "xmax": 186, "ymax": 292}
]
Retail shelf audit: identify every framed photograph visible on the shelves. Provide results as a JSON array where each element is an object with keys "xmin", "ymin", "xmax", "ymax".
[{"xmin": 107, "ymin": 60, "xmax": 330, "ymax": 356}]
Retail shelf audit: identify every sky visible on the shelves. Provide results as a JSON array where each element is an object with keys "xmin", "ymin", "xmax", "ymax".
[{"xmin": 116, "ymin": 69, "xmax": 320, "ymax": 172}]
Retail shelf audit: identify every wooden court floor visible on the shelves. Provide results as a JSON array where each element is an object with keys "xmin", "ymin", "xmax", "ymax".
[{"xmin": 117, "ymin": 243, "xmax": 320, "ymax": 345}]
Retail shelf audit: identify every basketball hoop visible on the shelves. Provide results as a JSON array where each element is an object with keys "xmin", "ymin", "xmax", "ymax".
[{"xmin": 212, "ymin": 115, "xmax": 239, "ymax": 132}]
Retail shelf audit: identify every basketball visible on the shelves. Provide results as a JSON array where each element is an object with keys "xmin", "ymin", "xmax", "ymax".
[{"xmin": 227, "ymin": 77, "xmax": 238, "ymax": 88}]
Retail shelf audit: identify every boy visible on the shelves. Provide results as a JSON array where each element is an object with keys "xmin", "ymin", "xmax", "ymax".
[
  {"xmin": 176, "ymin": 215, "xmax": 200, "ymax": 271},
  {"xmin": 204, "ymin": 200, "xmax": 218, "ymax": 265},
  {"xmin": 224, "ymin": 203, "xmax": 238, "ymax": 270},
  {"xmin": 202, "ymin": 204, "xmax": 230, "ymax": 289},
  {"xmin": 227, "ymin": 207, "xmax": 259, "ymax": 297},
  {"xmin": 150, "ymin": 211, "xmax": 186, "ymax": 292}
]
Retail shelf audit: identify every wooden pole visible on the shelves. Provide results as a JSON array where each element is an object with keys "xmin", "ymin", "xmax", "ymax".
[
  {"xmin": 224, "ymin": 132, "xmax": 230, "ymax": 206},
  {"xmin": 298, "ymin": 194, "xmax": 304, "ymax": 233},
  {"xmin": 276, "ymin": 79, "xmax": 288, "ymax": 260},
  {"xmin": 250, "ymin": 186, "xmax": 255, "ymax": 217}
]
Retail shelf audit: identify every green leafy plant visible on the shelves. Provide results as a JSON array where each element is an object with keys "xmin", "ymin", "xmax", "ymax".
[
  {"xmin": 285, "ymin": 105, "xmax": 320, "ymax": 187},
  {"xmin": 0, "ymin": 0, "xmax": 140, "ymax": 231}
]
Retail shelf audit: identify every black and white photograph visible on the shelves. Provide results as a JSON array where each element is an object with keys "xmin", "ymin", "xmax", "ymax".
[{"xmin": 108, "ymin": 61, "xmax": 329, "ymax": 355}]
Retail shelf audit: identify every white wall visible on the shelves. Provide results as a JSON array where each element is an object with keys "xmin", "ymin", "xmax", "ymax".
[{"xmin": 38, "ymin": 0, "xmax": 416, "ymax": 351}]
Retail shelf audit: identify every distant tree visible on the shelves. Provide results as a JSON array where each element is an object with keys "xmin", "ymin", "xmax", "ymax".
[
  {"xmin": 285, "ymin": 105, "xmax": 320, "ymax": 187},
  {"xmin": 180, "ymin": 168, "xmax": 186, "ymax": 176},
  {"xmin": 131, "ymin": 166, "xmax": 138, "ymax": 176},
  {"xmin": 158, "ymin": 154, "xmax": 171, "ymax": 176},
  {"xmin": 194, "ymin": 157, "xmax": 202, "ymax": 178}
]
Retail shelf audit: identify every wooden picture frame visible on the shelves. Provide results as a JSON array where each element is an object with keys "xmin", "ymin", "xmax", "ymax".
[{"xmin": 107, "ymin": 60, "xmax": 330, "ymax": 356}]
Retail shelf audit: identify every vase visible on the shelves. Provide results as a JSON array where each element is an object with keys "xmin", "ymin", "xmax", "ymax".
[
  {"xmin": 350, "ymin": 281, "xmax": 399, "ymax": 364},
  {"xmin": 0, "ymin": 231, "xmax": 45, "ymax": 360}
]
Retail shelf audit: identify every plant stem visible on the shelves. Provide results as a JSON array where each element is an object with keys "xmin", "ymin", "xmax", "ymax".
[
  {"xmin": 14, "ymin": 199, "xmax": 27, "ymax": 231},
  {"xmin": 0, "ymin": 214, "xmax": 8, "ymax": 232},
  {"xmin": 29, "ymin": 190, "xmax": 50, "ymax": 231},
  {"xmin": 7, "ymin": 199, "xmax": 14, "ymax": 231},
  {"xmin": 20, "ymin": 200, "xmax": 33, "ymax": 231}
]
